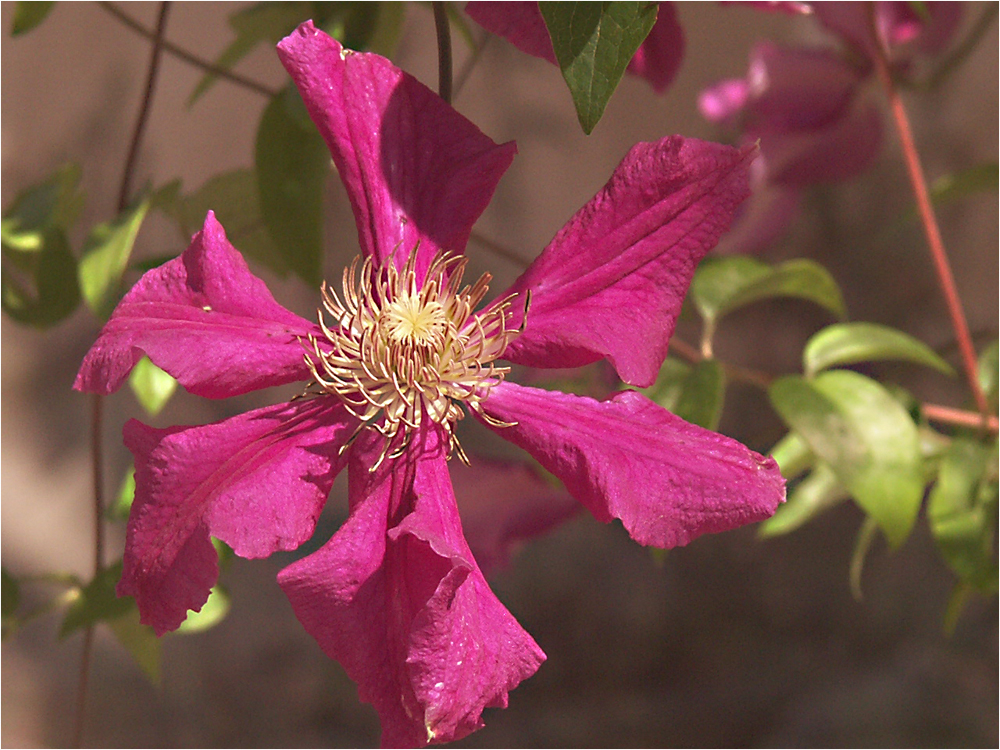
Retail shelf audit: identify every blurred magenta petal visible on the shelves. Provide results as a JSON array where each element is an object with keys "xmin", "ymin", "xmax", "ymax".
[
  {"xmin": 478, "ymin": 383, "xmax": 785, "ymax": 549},
  {"xmin": 451, "ymin": 457, "xmax": 579, "ymax": 576},
  {"xmin": 761, "ymin": 97, "xmax": 882, "ymax": 185},
  {"xmin": 276, "ymin": 21, "xmax": 516, "ymax": 275},
  {"xmin": 118, "ymin": 398, "xmax": 356, "ymax": 635},
  {"xmin": 502, "ymin": 137, "xmax": 755, "ymax": 388},
  {"xmin": 466, "ymin": 1, "xmax": 685, "ymax": 93},
  {"xmin": 814, "ymin": 2, "xmax": 962, "ymax": 61},
  {"xmin": 698, "ymin": 78, "xmax": 749, "ymax": 125},
  {"xmin": 714, "ymin": 165, "xmax": 802, "ymax": 255},
  {"xmin": 74, "ymin": 212, "xmax": 318, "ymax": 399},
  {"xmin": 745, "ymin": 43, "xmax": 861, "ymax": 130},
  {"xmin": 279, "ymin": 428, "xmax": 545, "ymax": 747}
]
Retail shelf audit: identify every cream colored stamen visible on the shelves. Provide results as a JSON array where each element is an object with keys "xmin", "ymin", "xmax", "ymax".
[{"xmin": 304, "ymin": 249, "xmax": 525, "ymax": 470}]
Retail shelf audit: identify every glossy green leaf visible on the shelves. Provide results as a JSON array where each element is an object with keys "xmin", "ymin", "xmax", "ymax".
[
  {"xmin": 928, "ymin": 437, "xmax": 998, "ymax": 591},
  {"xmin": 177, "ymin": 585, "xmax": 231, "ymax": 634},
  {"xmin": 978, "ymin": 340, "xmax": 998, "ymax": 409},
  {"xmin": 108, "ymin": 605, "xmax": 161, "ymax": 684},
  {"xmin": 108, "ymin": 465, "xmax": 136, "ymax": 523},
  {"xmin": 2, "ymin": 229, "xmax": 81, "ymax": 327},
  {"xmin": 79, "ymin": 197, "xmax": 150, "ymax": 319},
  {"xmin": 803, "ymin": 322, "xmax": 955, "ymax": 378},
  {"xmin": 692, "ymin": 256, "xmax": 846, "ymax": 327},
  {"xmin": 642, "ymin": 357, "xmax": 691, "ymax": 410},
  {"xmin": 768, "ymin": 431, "xmax": 814, "ymax": 481},
  {"xmin": 128, "ymin": 356, "xmax": 178, "ymax": 417},
  {"xmin": 759, "ymin": 462, "xmax": 848, "ymax": 538},
  {"xmin": 1, "ymin": 163, "xmax": 82, "ymax": 251},
  {"xmin": 11, "ymin": 1, "xmax": 55, "ymax": 35},
  {"xmin": 673, "ymin": 359, "xmax": 726, "ymax": 430},
  {"xmin": 539, "ymin": 2, "xmax": 658, "ymax": 134},
  {"xmin": 60, "ymin": 562, "xmax": 132, "ymax": 638},
  {"xmin": 769, "ymin": 371, "xmax": 924, "ymax": 548},
  {"xmin": 255, "ymin": 86, "xmax": 328, "ymax": 286}
]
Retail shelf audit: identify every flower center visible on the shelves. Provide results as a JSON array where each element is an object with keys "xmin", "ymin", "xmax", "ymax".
[{"xmin": 304, "ymin": 249, "xmax": 524, "ymax": 469}]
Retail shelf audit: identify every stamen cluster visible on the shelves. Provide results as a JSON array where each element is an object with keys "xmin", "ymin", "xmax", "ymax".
[{"xmin": 305, "ymin": 250, "xmax": 522, "ymax": 468}]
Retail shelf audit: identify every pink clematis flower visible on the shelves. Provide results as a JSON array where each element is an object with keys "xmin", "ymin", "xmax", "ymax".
[
  {"xmin": 75, "ymin": 22, "xmax": 784, "ymax": 747},
  {"xmin": 465, "ymin": 1, "xmax": 685, "ymax": 94}
]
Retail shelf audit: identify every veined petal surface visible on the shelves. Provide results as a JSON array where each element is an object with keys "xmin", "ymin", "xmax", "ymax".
[
  {"xmin": 501, "ymin": 137, "xmax": 754, "ymax": 387},
  {"xmin": 279, "ymin": 427, "xmax": 545, "ymax": 747},
  {"xmin": 478, "ymin": 382, "xmax": 785, "ymax": 549},
  {"xmin": 74, "ymin": 212, "xmax": 319, "ymax": 398},
  {"xmin": 277, "ymin": 22, "xmax": 516, "ymax": 277},
  {"xmin": 119, "ymin": 397, "xmax": 355, "ymax": 635}
]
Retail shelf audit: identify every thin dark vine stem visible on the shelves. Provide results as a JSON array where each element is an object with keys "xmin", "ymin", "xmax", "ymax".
[
  {"xmin": 433, "ymin": 2, "xmax": 453, "ymax": 104},
  {"xmin": 74, "ymin": 4, "xmax": 171, "ymax": 747},
  {"xmin": 98, "ymin": 1, "xmax": 279, "ymax": 99},
  {"xmin": 926, "ymin": 3, "xmax": 999, "ymax": 89},
  {"xmin": 454, "ymin": 31, "xmax": 490, "ymax": 100},
  {"xmin": 867, "ymin": 4, "xmax": 989, "ymax": 420}
]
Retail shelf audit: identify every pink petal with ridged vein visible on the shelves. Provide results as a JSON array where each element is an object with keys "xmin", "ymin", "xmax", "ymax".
[
  {"xmin": 277, "ymin": 22, "xmax": 516, "ymax": 277},
  {"xmin": 118, "ymin": 397, "xmax": 355, "ymax": 635},
  {"xmin": 279, "ymin": 427, "xmax": 544, "ymax": 747},
  {"xmin": 501, "ymin": 137, "xmax": 754, "ymax": 388},
  {"xmin": 74, "ymin": 212, "xmax": 318, "ymax": 399},
  {"xmin": 478, "ymin": 382, "xmax": 785, "ymax": 548}
]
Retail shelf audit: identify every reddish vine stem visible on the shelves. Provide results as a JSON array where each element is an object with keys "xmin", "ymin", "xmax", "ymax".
[
  {"xmin": 923, "ymin": 403, "xmax": 999, "ymax": 433},
  {"xmin": 867, "ymin": 4, "xmax": 989, "ymax": 420},
  {"xmin": 73, "ymin": 4, "xmax": 172, "ymax": 746}
]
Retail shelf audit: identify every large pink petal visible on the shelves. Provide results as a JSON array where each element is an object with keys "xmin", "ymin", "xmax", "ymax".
[
  {"xmin": 279, "ymin": 427, "xmax": 545, "ymax": 747},
  {"xmin": 450, "ymin": 456, "xmax": 579, "ymax": 576},
  {"xmin": 276, "ymin": 22, "xmax": 516, "ymax": 277},
  {"xmin": 501, "ymin": 137, "xmax": 754, "ymax": 388},
  {"xmin": 118, "ymin": 397, "xmax": 355, "ymax": 635},
  {"xmin": 74, "ymin": 212, "xmax": 319, "ymax": 399},
  {"xmin": 466, "ymin": 2, "xmax": 685, "ymax": 93},
  {"xmin": 477, "ymin": 382, "xmax": 785, "ymax": 549}
]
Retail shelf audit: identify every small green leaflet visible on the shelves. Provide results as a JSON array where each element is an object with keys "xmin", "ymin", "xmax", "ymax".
[
  {"xmin": 79, "ymin": 197, "xmax": 151, "ymax": 319},
  {"xmin": 108, "ymin": 606, "xmax": 161, "ymax": 684},
  {"xmin": 177, "ymin": 585, "xmax": 231, "ymax": 634},
  {"xmin": 1, "ymin": 162, "xmax": 83, "ymax": 251},
  {"xmin": 978, "ymin": 340, "xmax": 998, "ymax": 410},
  {"xmin": 11, "ymin": 1, "xmax": 55, "ymax": 36},
  {"xmin": 60, "ymin": 562, "xmax": 133, "ymax": 638},
  {"xmin": 128, "ymin": 356, "xmax": 178, "ymax": 417},
  {"xmin": 108, "ymin": 465, "xmax": 137, "ymax": 523},
  {"xmin": 255, "ymin": 86, "xmax": 328, "ymax": 286},
  {"xmin": 644, "ymin": 357, "xmax": 726, "ymax": 430},
  {"xmin": 692, "ymin": 256, "xmax": 847, "ymax": 328},
  {"xmin": 539, "ymin": 2, "xmax": 658, "ymax": 134},
  {"xmin": 803, "ymin": 322, "xmax": 955, "ymax": 378},
  {"xmin": 928, "ymin": 437, "xmax": 998, "ymax": 592},
  {"xmin": 759, "ymin": 462, "xmax": 848, "ymax": 539},
  {"xmin": 769, "ymin": 371, "xmax": 924, "ymax": 548}
]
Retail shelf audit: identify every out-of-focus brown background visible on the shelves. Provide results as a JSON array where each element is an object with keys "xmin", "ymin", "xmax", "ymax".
[{"xmin": 2, "ymin": 2, "xmax": 997, "ymax": 747}]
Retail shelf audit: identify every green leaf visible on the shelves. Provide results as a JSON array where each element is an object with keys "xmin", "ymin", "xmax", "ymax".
[
  {"xmin": 108, "ymin": 466, "xmax": 136, "ymax": 523},
  {"xmin": 803, "ymin": 322, "xmax": 956, "ymax": 378},
  {"xmin": 930, "ymin": 162, "xmax": 998, "ymax": 206},
  {"xmin": 642, "ymin": 356, "xmax": 691, "ymax": 410},
  {"xmin": 177, "ymin": 585, "xmax": 231, "ymax": 634},
  {"xmin": 768, "ymin": 431, "xmax": 814, "ymax": 481},
  {"xmin": 2, "ymin": 229, "xmax": 81, "ymax": 327},
  {"xmin": 769, "ymin": 371, "xmax": 924, "ymax": 548},
  {"xmin": 189, "ymin": 2, "xmax": 310, "ymax": 105},
  {"xmin": 978, "ymin": 340, "xmax": 998, "ymax": 409},
  {"xmin": 107, "ymin": 605, "xmax": 161, "ymax": 684},
  {"xmin": 942, "ymin": 581, "xmax": 974, "ymax": 637},
  {"xmin": 128, "ymin": 356, "xmax": 178, "ymax": 417},
  {"xmin": 255, "ymin": 86, "xmax": 328, "ymax": 286},
  {"xmin": 2, "ymin": 568, "xmax": 20, "ymax": 639},
  {"xmin": 79, "ymin": 197, "xmax": 150, "ymax": 319},
  {"xmin": 1, "ymin": 163, "xmax": 82, "ymax": 251},
  {"xmin": 161, "ymin": 169, "xmax": 287, "ymax": 276},
  {"xmin": 60, "ymin": 562, "xmax": 133, "ymax": 638},
  {"xmin": 759, "ymin": 462, "xmax": 848, "ymax": 538},
  {"xmin": 11, "ymin": 1, "xmax": 55, "ymax": 35},
  {"xmin": 539, "ymin": 2, "xmax": 658, "ymax": 134},
  {"xmin": 673, "ymin": 359, "xmax": 726, "ymax": 431},
  {"xmin": 691, "ymin": 256, "xmax": 846, "ymax": 332},
  {"xmin": 928, "ymin": 437, "xmax": 998, "ymax": 591},
  {"xmin": 849, "ymin": 515, "xmax": 880, "ymax": 601}
]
